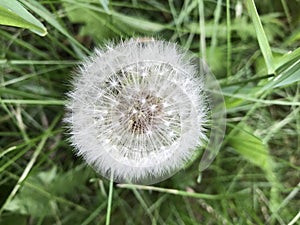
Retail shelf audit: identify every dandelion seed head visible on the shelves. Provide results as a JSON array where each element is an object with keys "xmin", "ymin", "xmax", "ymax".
[{"xmin": 66, "ymin": 38, "xmax": 209, "ymax": 184}]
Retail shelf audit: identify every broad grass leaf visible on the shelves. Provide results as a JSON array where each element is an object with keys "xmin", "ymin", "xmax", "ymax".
[
  {"xmin": 228, "ymin": 125, "xmax": 274, "ymax": 174},
  {"xmin": 63, "ymin": 2, "xmax": 165, "ymax": 40},
  {"xmin": 276, "ymin": 47, "xmax": 300, "ymax": 71},
  {"xmin": 3, "ymin": 166, "xmax": 91, "ymax": 217},
  {"xmin": 99, "ymin": 0, "xmax": 110, "ymax": 13},
  {"xmin": 3, "ymin": 168, "xmax": 58, "ymax": 217},
  {"xmin": 19, "ymin": 0, "xmax": 88, "ymax": 56},
  {"xmin": 49, "ymin": 166, "xmax": 91, "ymax": 196},
  {"xmin": 272, "ymin": 48, "xmax": 300, "ymax": 88},
  {"xmin": 273, "ymin": 60, "xmax": 300, "ymax": 88},
  {"xmin": 63, "ymin": 5, "xmax": 117, "ymax": 40},
  {"xmin": 207, "ymin": 46, "xmax": 227, "ymax": 78},
  {"xmin": 285, "ymin": 28, "xmax": 300, "ymax": 45},
  {"xmin": 261, "ymin": 48, "xmax": 300, "ymax": 90},
  {"xmin": 112, "ymin": 11, "xmax": 165, "ymax": 34},
  {"xmin": 228, "ymin": 125, "xmax": 281, "ymax": 212},
  {"xmin": 223, "ymin": 85, "xmax": 261, "ymax": 109},
  {"xmin": 0, "ymin": 0, "xmax": 47, "ymax": 36}
]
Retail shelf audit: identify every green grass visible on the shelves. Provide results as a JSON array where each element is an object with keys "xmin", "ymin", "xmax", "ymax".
[{"xmin": 1, "ymin": 0, "xmax": 299, "ymax": 224}]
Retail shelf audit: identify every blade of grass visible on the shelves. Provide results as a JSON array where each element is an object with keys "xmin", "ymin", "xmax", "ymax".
[
  {"xmin": 4, "ymin": 170, "xmax": 88, "ymax": 212},
  {"xmin": 210, "ymin": 0, "xmax": 222, "ymax": 56},
  {"xmin": 280, "ymin": 0, "xmax": 292, "ymax": 29},
  {"xmin": 0, "ymin": 146, "xmax": 32, "ymax": 173},
  {"xmin": 1, "ymin": 99, "xmax": 65, "ymax": 105},
  {"xmin": 0, "ymin": 114, "xmax": 61, "ymax": 215},
  {"xmin": 19, "ymin": 0, "xmax": 89, "ymax": 57},
  {"xmin": 221, "ymin": 90, "xmax": 300, "ymax": 106},
  {"xmin": 0, "ymin": 30, "xmax": 48, "ymax": 58},
  {"xmin": 117, "ymin": 184, "xmax": 249, "ymax": 200},
  {"xmin": 246, "ymin": 0, "xmax": 275, "ymax": 74},
  {"xmin": 288, "ymin": 211, "xmax": 300, "ymax": 225},
  {"xmin": 0, "ymin": 65, "xmax": 69, "ymax": 87},
  {"xmin": 226, "ymin": 0, "xmax": 231, "ymax": 77},
  {"xmin": 81, "ymin": 202, "xmax": 106, "ymax": 225},
  {"xmin": 198, "ymin": 0, "xmax": 206, "ymax": 60},
  {"xmin": 130, "ymin": 188, "xmax": 158, "ymax": 224},
  {"xmin": 260, "ymin": 60, "xmax": 300, "ymax": 92},
  {"xmin": 1, "ymin": 101, "xmax": 29, "ymax": 141},
  {"xmin": 0, "ymin": 60, "xmax": 79, "ymax": 65},
  {"xmin": 1, "ymin": 88, "xmax": 56, "ymax": 99}
]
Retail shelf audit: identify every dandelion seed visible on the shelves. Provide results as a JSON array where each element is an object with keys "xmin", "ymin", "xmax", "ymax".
[{"xmin": 65, "ymin": 38, "xmax": 218, "ymax": 184}]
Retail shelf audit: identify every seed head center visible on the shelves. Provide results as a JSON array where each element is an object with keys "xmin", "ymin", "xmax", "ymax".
[{"xmin": 127, "ymin": 94, "xmax": 163, "ymax": 134}]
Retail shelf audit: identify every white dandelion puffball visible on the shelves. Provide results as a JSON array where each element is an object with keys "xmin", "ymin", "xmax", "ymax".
[{"xmin": 66, "ymin": 38, "xmax": 223, "ymax": 184}]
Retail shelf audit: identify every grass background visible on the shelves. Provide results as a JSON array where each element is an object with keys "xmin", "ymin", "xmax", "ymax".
[{"xmin": 0, "ymin": 0, "xmax": 300, "ymax": 224}]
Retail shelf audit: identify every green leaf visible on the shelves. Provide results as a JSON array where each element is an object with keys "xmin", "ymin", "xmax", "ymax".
[{"xmin": 0, "ymin": 0, "xmax": 47, "ymax": 36}]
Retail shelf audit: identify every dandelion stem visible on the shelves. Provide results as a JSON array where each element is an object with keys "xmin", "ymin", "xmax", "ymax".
[{"xmin": 105, "ymin": 171, "xmax": 114, "ymax": 225}]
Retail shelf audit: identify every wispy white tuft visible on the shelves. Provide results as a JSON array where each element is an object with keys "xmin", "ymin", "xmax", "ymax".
[{"xmin": 65, "ymin": 38, "xmax": 208, "ymax": 184}]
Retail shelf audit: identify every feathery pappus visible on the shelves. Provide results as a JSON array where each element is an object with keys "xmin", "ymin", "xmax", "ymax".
[{"xmin": 65, "ymin": 38, "xmax": 209, "ymax": 184}]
